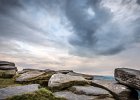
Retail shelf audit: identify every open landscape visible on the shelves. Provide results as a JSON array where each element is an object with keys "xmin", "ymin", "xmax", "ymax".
[{"xmin": 0, "ymin": 0, "xmax": 140, "ymax": 100}]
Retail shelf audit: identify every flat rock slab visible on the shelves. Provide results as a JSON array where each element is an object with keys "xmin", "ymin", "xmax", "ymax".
[
  {"xmin": 48, "ymin": 73, "xmax": 89, "ymax": 90},
  {"xmin": 0, "ymin": 84, "xmax": 39, "ymax": 99},
  {"xmin": 115, "ymin": 68, "xmax": 140, "ymax": 90},
  {"xmin": 91, "ymin": 80, "xmax": 138, "ymax": 100},
  {"xmin": 0, "ymin": 61, "xmax": 15, "ymax": 66},
  {"xmin": 70, "ymin": 85, "xmax": 112, "ymax": 96},
  {"xmin": 67, "ymin": 72, "xmax": 93, "ymax": 80},
  {"xmin": 54, "ymin": 91, "xmax": 114, "ymax": 100},
  {"xmin": 54, "ymin": 91, "xmax": 97, "ymax": 100},
  {"xmin": 0, "ymin": 65, "xmax": 17, "ymax": 70},
  {"xmin": 16, "ymin": 71, "xmax": 45, "ymax": 82}
]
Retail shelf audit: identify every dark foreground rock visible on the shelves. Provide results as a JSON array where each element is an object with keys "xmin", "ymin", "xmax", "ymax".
[
  {"xmin": 0, "ymin": 61, "xmax": 17, "ymax": 78},
  {"xmin": 0, "ymin": 84, "xmax": 40, "ymax": 99},
  {"xmin": 115, "ymin": 68, "xmax": 140, "ymax": 90},
  {"xmin": 91, "ymin": 80, "xmax": 138, "ymax": 100}
]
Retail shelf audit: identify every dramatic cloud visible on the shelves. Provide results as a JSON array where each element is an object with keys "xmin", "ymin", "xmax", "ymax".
[
  {"xmin": 66, "ymin": 0, "xmax": 140, "ymax": 57},
  {"xmin": 0, "ymin": 0, "xmax": 140, "ymax": 75}
]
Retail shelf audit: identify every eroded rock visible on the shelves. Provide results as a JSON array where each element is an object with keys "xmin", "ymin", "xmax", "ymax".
[
  {"xmin": 91, "ymin": 80, "xmax": 138, "ymax": 100},
  {"xmin": 70, "ymin": 85, "xmax": 112, "ymax": 97},
  {"xmin": 115, "ymin": 68, "xmax": 140, "ymax": 90},
  {"xmin": 16, "ymin": 69, "xmax": 55, "ymax": 86},
  {"xmin": 54, "ymin": 91, "xmax": 115, "ymax": 100},
  {"xmin": 0, "ymin": 84, "xmax": 40, "ymax": 99},
  {"xmin": 0, "ymin": 61, "xmax": 15, "ymax": 66},
  {"xmin": 48, "ymin": 73, "xmax": 89, "ymax": 90},
  {"xmin": 0, "ymin": 61, "xmax": 17, "ymax": 78}
]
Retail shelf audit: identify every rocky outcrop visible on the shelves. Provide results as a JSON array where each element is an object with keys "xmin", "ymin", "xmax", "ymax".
[
  {"xmin": 115, "ymin": 68, "xmax": 140, "ymax": 90},
  {"xmin": 16, "ymin": 69, "xmax": 55, "ymax": 86},
  {"xmin": 91, "ymin": 80, "xmax": 138, "ymax": 100},
  {"xmin": 69, "ymin": 85, "xmax": 112, "ymax": 97},
  {"xmin": 0, "ymin": 84, "xmax": 40, "ymax": 99},
  {"xmin": 0, "ymin": 61, "xmax": 17, "ymax": 78},
  {"xmin": 48, "ymin": 73, "xmax": 89, "ymax": 91},
  {"xmin": 54, "ymin": 91, "xmax": 115, "ymax": 100}
]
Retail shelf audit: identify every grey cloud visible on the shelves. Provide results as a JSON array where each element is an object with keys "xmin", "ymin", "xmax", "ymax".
[
  {"xmin": 65, "ymin": 0, "xmax": 140, "ymax": 57},
  {"xmin": 0, "ymin": 0, "xmax": 140, "ymax": 58}
]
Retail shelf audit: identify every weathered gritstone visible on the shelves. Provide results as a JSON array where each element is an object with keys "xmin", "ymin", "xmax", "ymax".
[
  {"xmin": 54, "ymin": 91, "xmax": 115, "ymax": 100},
  {"xmin": 115, "ymin": 68, "xmax": 140, "ymax": 90},
  {"xmin": 70, "ymin": 85, "xmax": 112, "ymax": 97},
  {"xmin": 0, "ymin": 84, "xmax": 40, "ymax": 99},
  {"xmin": 48, "ymin": 73, "xmax": 90, "ymax": 91},
  {"xmin": 91, "ymin": 80, "xmax": 138, "ymax": 100}
]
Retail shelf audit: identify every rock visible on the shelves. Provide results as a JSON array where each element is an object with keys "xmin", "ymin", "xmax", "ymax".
[
  {"xmin": 57, "ymin": 70, "xmax": 73, "ymax": 74},
  {"xmin": 18, "ymin": 68, "xmax": 55, "ymax": 74},
  {"xmin": 91, "ymin": 80, "xmax": 138, "ymax": 100},
  {"xmin": 0, "ymin": 61, "xmax": 15, "ymax": 66},
  {"xmin": 0, "ymin": 65, "xmax": 17, "ymax": 78},
  {"xmin": 67, "ymin": 72, "xmax": 93, "ymax": 80},
  {"xmin": 16, "ymin": 69, "xmax": 55, "ymax": 86},
  {"xmin": 0, "ymin": 84, "xmax": 40, "ymax": 99},
  {"xmin": 70, "ymin": 85, "xmax": 112, "ymax": 97},
  {"xmin": 48, "ymin": 73, "xmax": 89, "ymax": 91},
  {"xmin": 54, "ymin": 91, "xmax": 115, "ymax": 100},
  {"xmin": 115, "ymin": 68, "xmax": 140, "ymax": 90}
]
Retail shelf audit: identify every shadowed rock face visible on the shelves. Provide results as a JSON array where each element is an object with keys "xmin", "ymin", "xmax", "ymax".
[
  {"xmin": 91, "ymin": 80, "xmax": 138, "ymax": 100},
  {"xmin": 115, "ymin": 68, "xmax": 140, "ymax": 90},
  {"xmin": 0, "ymin": 84, "xmax": 40, "ymax": 99}
]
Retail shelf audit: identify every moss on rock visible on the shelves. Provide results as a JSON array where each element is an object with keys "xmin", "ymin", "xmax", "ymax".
[{"xmin": 7, "ymin": 88, "xmax": 66, "ymax": 100}]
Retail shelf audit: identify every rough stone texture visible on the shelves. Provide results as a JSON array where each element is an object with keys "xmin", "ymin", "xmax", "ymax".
[
  {"xmin": 16, "ymin": 71, "xmax": 45, "ymax": 82},
  {"xmin": 115, "ymin": 68, "xmax": 140, "ymax": 90},
  {"xmin": 91, "ymin": 80, "xmax": 138, "ymax": 100},
  {"xmin": 0, "ymin": 69, "xmax": 16, "ymax": 78},
  {"xmin": 67, "ymin": 72, "xmax": 93, "ymax": 80},
  {"xmin": 54, "ymin": 91, "xmax": 115, "ymax": 100},
  {"xmin": 16, "ymin": 70, "xmax": 55, "ymax": 86},
  {"xmin": 48, "ymin": 73, "xmax": 89, "ymax": 90},
  {"xmin": 70, "ymin": 85, "xmax": 112, "ymax": 97},
  {"xmin": 0, "ymin": 84, "xmax": 39, "ymax": 99},
  {"xmin": 0, "ymin": 61, "xmax": 15, "ymax": 67}
]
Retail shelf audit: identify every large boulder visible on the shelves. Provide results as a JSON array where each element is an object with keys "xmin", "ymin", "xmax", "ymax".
[
  {"xmin": 70, "ymin": 85, "xmax": 112, "ymax": 97},
  {"xmin": 0, "ymin": 61, "xmax": 17, "ymax": 78},
  {"xmin": 48, "ymin": 73, "xmax": 89, "ymax": 91},
  {"xmin": 115, "ymin": 68, "xmax": 140, "ymax": 90},
  {"xmin": 16, "ymin": 69, "xmax": 55, "ymax": 86},
  {"xmin": 0, "ymin": 84, "xmax": 40, "ymax": 99},
  {"xmin": 54, "ymin": 91, "xmax": 115, "ymax": 100},
  {"xmin": 91, "ymin": 80, "xmax": 138, "ymax": 100}
]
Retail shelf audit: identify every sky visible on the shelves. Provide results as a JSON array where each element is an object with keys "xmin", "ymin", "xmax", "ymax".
[{"xmin": 0, "ymin": 0, "xmax": 140, "ymax": 75}]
